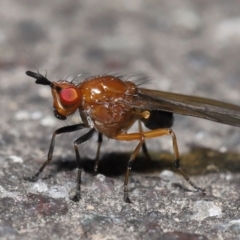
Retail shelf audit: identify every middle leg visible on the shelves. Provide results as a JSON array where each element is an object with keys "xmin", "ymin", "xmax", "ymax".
[{"xmin": 71, "ymin": 128, "xmax": 96, "ymax": 202}]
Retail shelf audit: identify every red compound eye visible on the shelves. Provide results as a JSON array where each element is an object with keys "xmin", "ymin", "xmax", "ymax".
[{"xmin": 59, "ymin": 88, "xmax": 79, "ymax": 107}]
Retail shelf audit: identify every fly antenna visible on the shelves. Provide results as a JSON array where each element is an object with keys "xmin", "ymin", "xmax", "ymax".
[
  {"xmin": 26, "ymin": 71, "xmax": 53, "ymax": 87},
  {"xmin": 23, "ymin": 51, "xmax": 52, "ymax": 86}
]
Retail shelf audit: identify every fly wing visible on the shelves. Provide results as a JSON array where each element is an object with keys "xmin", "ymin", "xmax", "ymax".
[{"xmin": 131, "ymin": 88, "xmax": 240, "ymax": 127}]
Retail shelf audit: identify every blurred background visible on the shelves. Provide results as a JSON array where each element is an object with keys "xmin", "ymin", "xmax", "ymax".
[{"xmin": 1, "ymin": 0, "xmax": 240, "ymax": 158}]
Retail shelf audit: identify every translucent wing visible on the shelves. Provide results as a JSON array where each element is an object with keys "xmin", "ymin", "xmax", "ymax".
[{"xmin": 131, "ymin": 88, "xmax": 240, "ymax": 127}]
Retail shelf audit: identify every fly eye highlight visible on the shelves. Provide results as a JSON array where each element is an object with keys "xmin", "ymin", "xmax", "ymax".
[{"xmin": 59, "ymin": 88, "xmax": 79, "ymax": 107}]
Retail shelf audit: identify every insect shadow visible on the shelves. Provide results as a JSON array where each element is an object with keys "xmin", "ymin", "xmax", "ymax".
[{"xmin": 53, "ymin": 146, "xmax": 240, "ymax": 177}]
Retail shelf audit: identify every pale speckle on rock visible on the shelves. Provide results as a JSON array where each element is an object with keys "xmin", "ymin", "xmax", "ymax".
[
  {"xmin": 28, "ymin": 181, "xmax": 49, "ymax": 193},
  {"xmin": 191, "ymin": 201, "xmax": 222, "ymax": 221},
  {"xmin": 7, "ymin": 155, "xmax": 23, "ymax": 163},
  {"xmin": 48, "ymin": 185, "xmax": 70, "ymax": 200}
]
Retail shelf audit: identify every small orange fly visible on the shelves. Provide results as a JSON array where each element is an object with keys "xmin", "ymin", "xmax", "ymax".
[{"xmin": 25, "ymin": 71, "xmax": 240, "ymax": 202}]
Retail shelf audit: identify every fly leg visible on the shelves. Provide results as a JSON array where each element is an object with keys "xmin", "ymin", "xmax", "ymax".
[
  {"xmin": 93, "ymin": 133, "xmax": 103, "ymax": 175},
  {"xmin": 138, "ymin": 120, "xmax": 151, "ymax": 161},
  {"xmin": 144, "ymin": 128, "xmax": 205, "ymax": 192},
  {"xmin": 93, "ymin": 122, "xmax": 148, "ymax": 176},
  {"xmin": 115, "ymin": 133, "xmax": 145, "ymax": 203},
  {"xmin": 115, "ymin": 128, "xmax": 205, "ymax": 203},
  {"xmin": 71, "ymin": 129, "xmax": 95, "ymax": 202},
  {"xmin": 169, "ymin": 130, "xmax": 205, "ymax": 192},
  {"xmin": 24, "ymin": 124, "xmax": 87, "ymax": 182}
]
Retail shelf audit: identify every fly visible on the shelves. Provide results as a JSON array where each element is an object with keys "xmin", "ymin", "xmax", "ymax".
[{"xmin": 25, "ymin": 71, "xmax": 240, "ymax": 203}]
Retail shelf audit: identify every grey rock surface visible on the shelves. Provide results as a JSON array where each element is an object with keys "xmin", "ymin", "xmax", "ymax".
[{"xmin": 1, "ymin": 0, "xmax": 240, "ymax": 239}]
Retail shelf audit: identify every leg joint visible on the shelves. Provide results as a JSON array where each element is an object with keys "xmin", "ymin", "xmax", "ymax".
[
  {"xmin": 139, "ymin": 134, "xmax": 145, "ymax": 142},
  {"xmin": 168, "ymin": 128, "xmax": 174, "ymax": 135}
]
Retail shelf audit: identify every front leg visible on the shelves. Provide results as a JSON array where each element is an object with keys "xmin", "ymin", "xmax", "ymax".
[{"xmin": 24, "ymin": 123, "xmax": 87, "ymax": 182}]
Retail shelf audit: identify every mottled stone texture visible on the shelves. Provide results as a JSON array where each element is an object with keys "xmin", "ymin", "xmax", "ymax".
[{"xmin": 0, "ymin": 0, "xmax": 240, "ymax": 239}]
